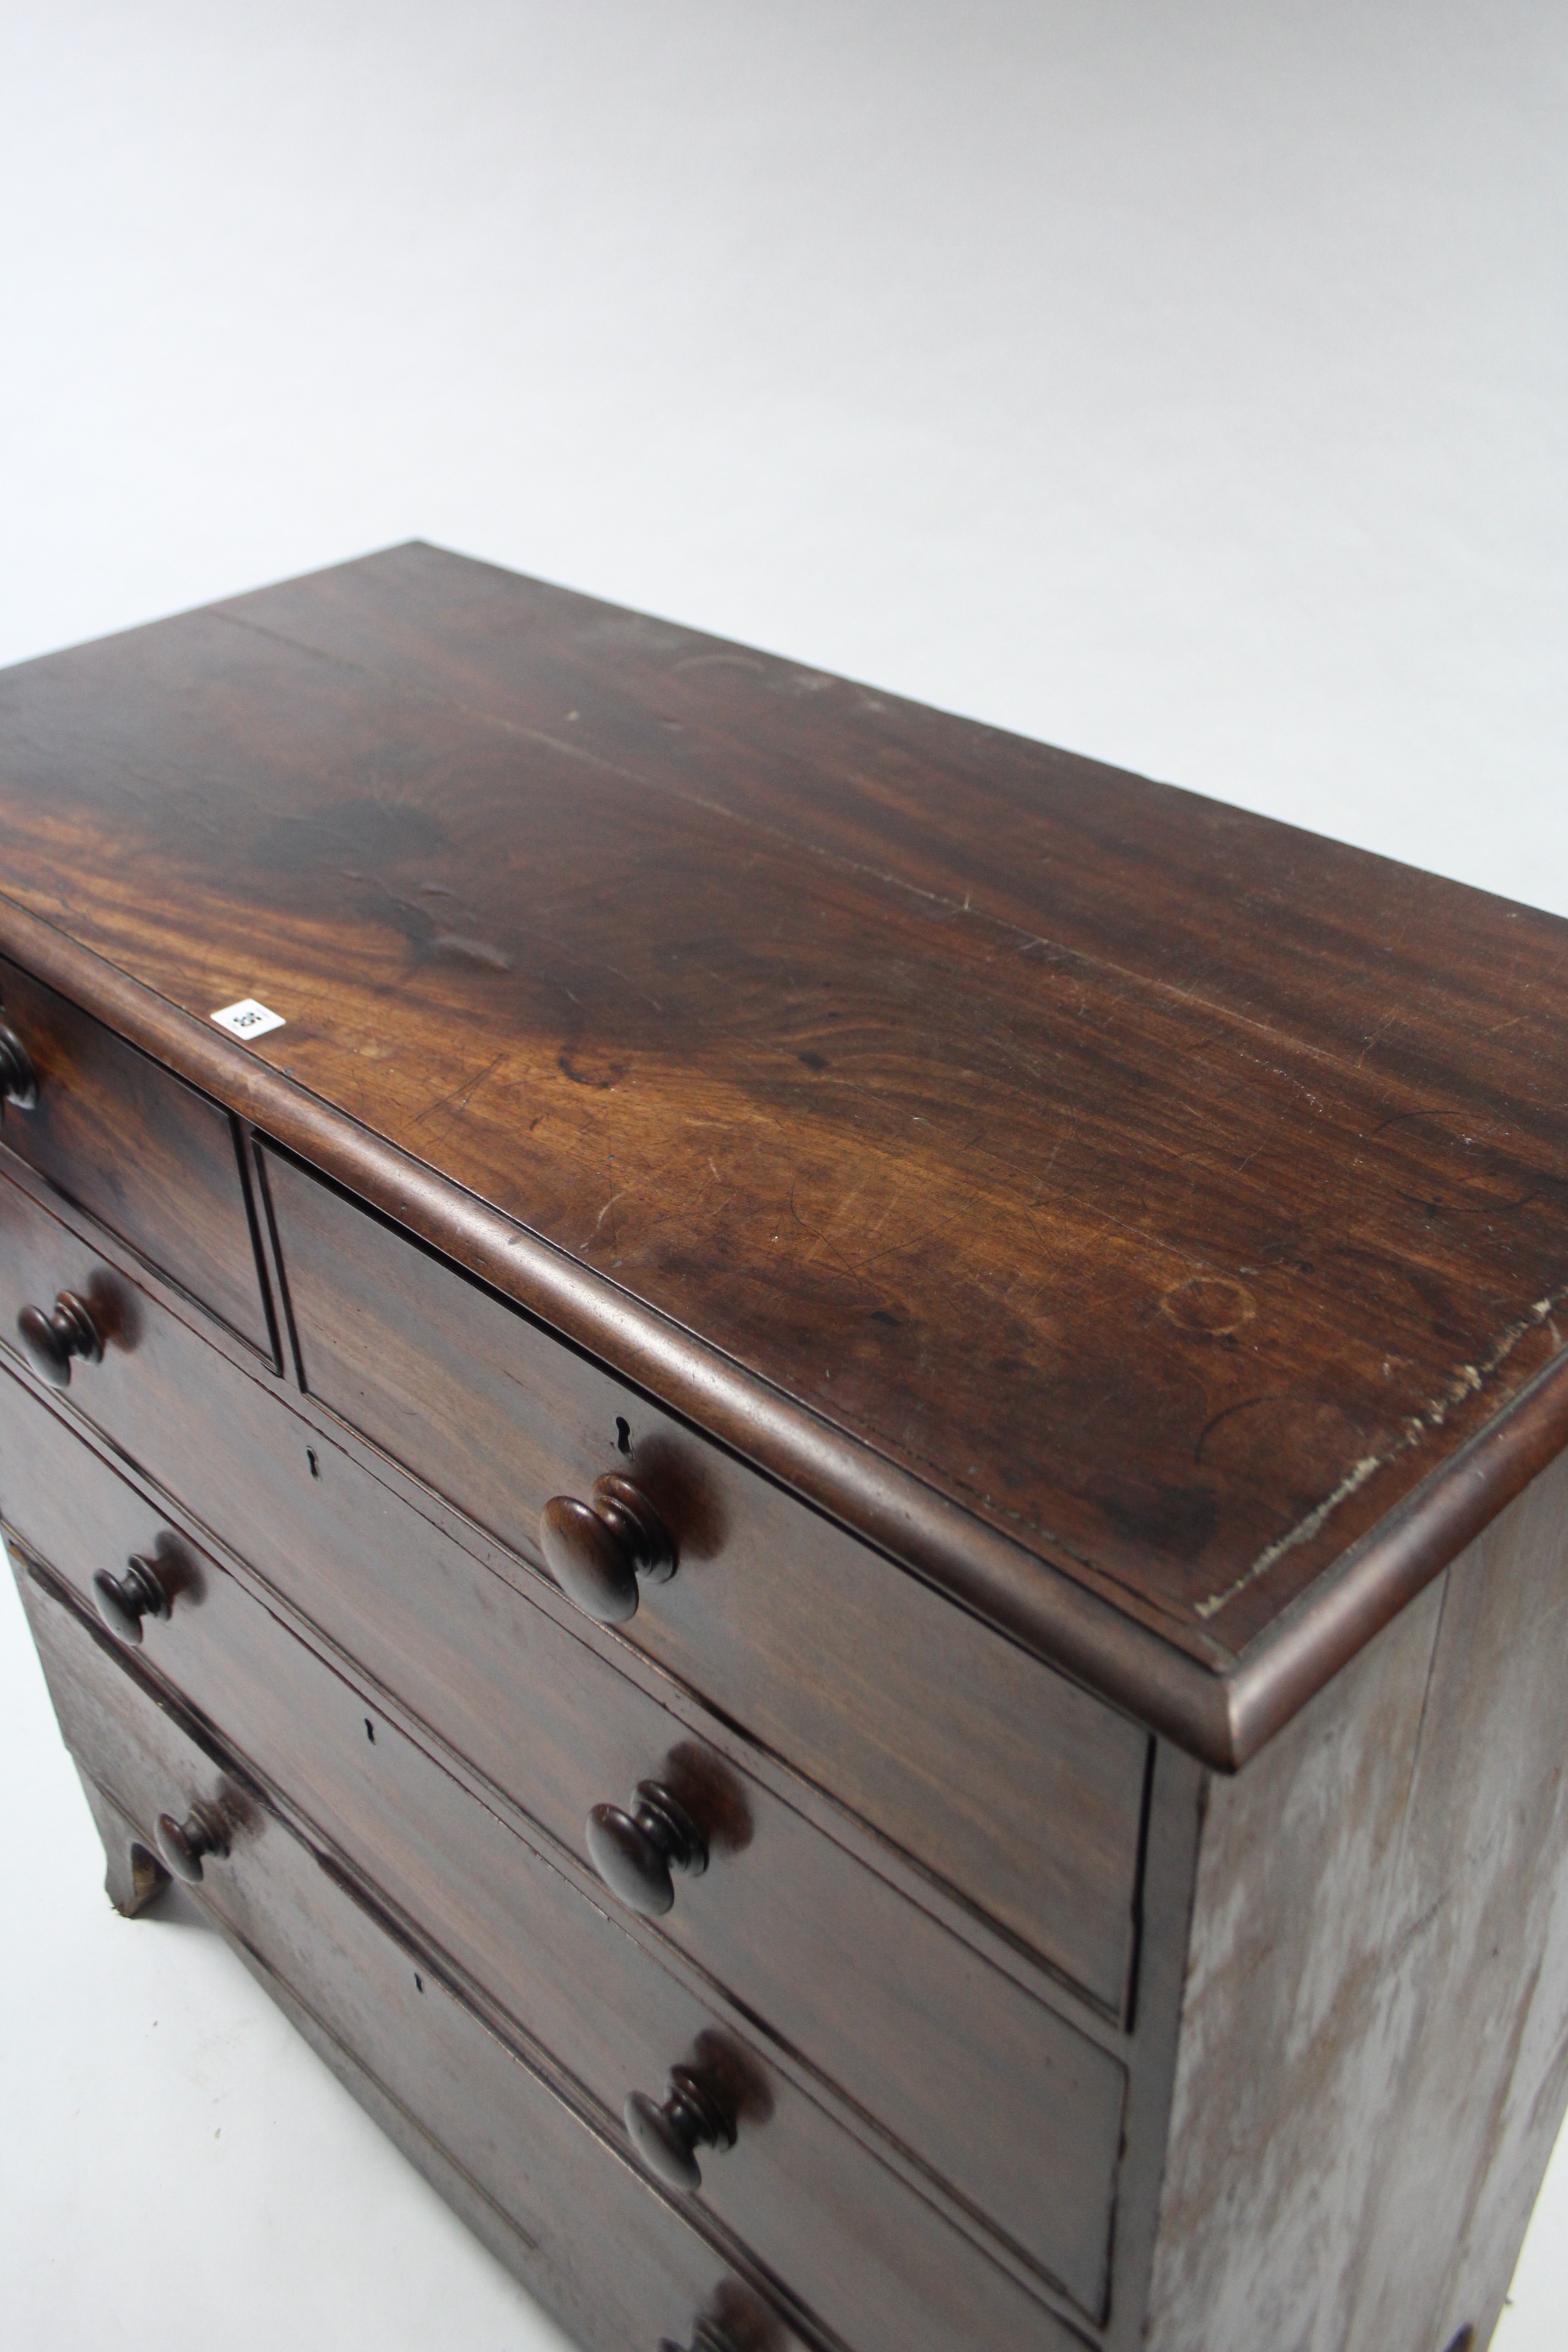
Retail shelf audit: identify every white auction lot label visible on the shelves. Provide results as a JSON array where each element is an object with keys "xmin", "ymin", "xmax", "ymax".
[{"xmin": 210, "ymin": 997, "xmax": 287, "ymax": 1040}]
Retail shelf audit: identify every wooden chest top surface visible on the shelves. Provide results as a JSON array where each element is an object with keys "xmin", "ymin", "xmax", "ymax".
[{"xmin": 2, "ymin": 541, "xmax": 1565, "ymax": 1718}]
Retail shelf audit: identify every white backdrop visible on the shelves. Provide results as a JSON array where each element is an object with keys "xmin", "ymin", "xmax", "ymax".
[{"xmin": 1, "ymin": 4, "xmax": 1564, "ymax": 2346}]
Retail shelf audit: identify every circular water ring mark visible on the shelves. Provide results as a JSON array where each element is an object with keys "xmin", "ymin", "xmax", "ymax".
[{"xmin": 1160, "ymin": 1275, "xmax": 1256, "ymax": 1337}]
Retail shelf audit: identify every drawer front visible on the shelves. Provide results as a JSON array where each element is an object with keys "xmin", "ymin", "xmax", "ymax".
[
  {"xmin": 0, "ymin": 1356, "xmax": 1126, "ymax": 2324},
  {"xmin": 261, "ymin": 1145, "xmax": 1148, "ymax": 2013},
  {"xmin": 8, "ymin": 1410, "xmax": 1106, "ymax": 2347},
  {"xmin": 0, "ymin": 958, "xmax": 274, "ymax": 1356},
  {"xmin": 14, "ymin": 1558, "xmax": 816, "ymax": 2352}
]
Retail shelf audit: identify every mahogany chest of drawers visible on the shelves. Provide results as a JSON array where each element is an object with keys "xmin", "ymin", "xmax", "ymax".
[{"xmin": 3, "ymin": 544, "xmax": 1567, "ymax": 2352}]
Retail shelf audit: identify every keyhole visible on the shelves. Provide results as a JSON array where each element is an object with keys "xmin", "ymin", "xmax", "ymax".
[
  {"xmin": 307, "ymin": 1448, "xmax": 321, "ymax": 1480},
  {"xmin": 364, "ymin": 1718, "xmax": 376, "ymax": 1744},
  {"xmin": 615, "ymin": 1416, "xmax": 632, "ymax": 1456}
]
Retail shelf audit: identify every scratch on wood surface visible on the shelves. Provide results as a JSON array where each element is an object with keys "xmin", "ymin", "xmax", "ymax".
[
  {"xmin": 406, "ymin": 1051, "xmax": 504, "ymax": 1137},
  {"xmin": 1195, "ymin": 1295, "xmax": 1565, "ymax": 1622},
  {"xmin": 601, "ymin": 960, "xmax": 664, "ymax": 1014},
  {"xmin": 1194, "ymin": 1391, "xmax": 1297, "ymax": 1466},
  {"xmin": 427, "ymin": 933, "xmax": 513, "ymax": 970},
  {"xmin": 1389, "ymin": 1567, "xmax": 1451, "ymax": 1908},
  {"xmin": 1355, "ymin": 1008, "xmax": 1405, "ymax": 1069},
  {"xmin": 593, "ymin": 1189, "xmax": 629, "ymax": 1234}
]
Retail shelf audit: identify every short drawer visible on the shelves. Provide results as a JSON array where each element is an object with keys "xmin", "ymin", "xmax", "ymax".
[
  {"xmin": 261, "ymin": 1145, "xmax": 1149, "ymax": 2014},
  {"xmin": 14, "ymin": 1558, "xmax": 816, "ymax": 2352},
  {"xmin": 0, "ymin": 1356, "xmax": 1127, "ymax": 2323},
  {"xmin": 0, "ymin": 957, "xmax": 274, "ymax": 1357}
]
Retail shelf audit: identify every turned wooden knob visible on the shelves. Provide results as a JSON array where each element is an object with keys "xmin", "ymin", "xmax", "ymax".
[
  {"xmin": 659, "ymin": 2321, "xmax": 739, "ymax": 2352},
  {"xmin": 17, "ymin": 1290, "xmax": 103, "ymax": 1388},
  {"xmin": 0, "ymin": 1017, "xmax": 37, "ymax": 1109},
  {"xmin": 91, "ymin": 1554, "xmax": 173, "ymax": 1647},
  {"xmin": 539, "ymin": 1473, "xmax": 675, "ymax": 1624},
  {"xmin": 154, "ymin": 1798, "xmax": 228, "ymax": 1884},
  {"xmin": 587, "ymin": 1780, "xmax": 706, "ymax": 1918},
  {"xmin": 624, "ymin": 2063, "xmax": 735, "ymax": 2194}
]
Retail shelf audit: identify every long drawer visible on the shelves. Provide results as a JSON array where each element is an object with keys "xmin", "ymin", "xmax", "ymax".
[
  {"xmin": 13, "ymin": 1554, "xmax": 817, "ymax": 2352},
  {"xmin": 0, "ymin": 957, "xmax": 274, "ymax": 1358},
  {"xmin": 260, "ymin": 1144, "xmax": 1149, "ymax": 2012},
  {"xmin": 0, "ymin": 1360, "xmax": 1124, "ymax": 2326}
]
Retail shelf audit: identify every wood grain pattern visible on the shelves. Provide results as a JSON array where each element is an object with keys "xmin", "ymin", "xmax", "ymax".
[
  {"xmin": 1144, "ymin": 1440, "xmax": 1568, "ymax": 2352},
  {"xmin": 12, "ymin": 548, "xmax": 1568, "ymax": 2352},
  {"xmin": 18, "ymin": 1486, "xmax": 1100, "ymax": 2352},
  {"xmin": 0, "ymin": 545, "xmax": 1564, "ymax": 1699},
  {"xmin": 16, "ymin": 1564, "xmax": 830, "ymax": 2352},
  {"xmin": 0, "ymin": 1160, "xmax": 1141, "ymax": 2023},
  {"xmin": 0, "ymin": 956, "xmax": 274, "ymax": 1356},
  {"xmin": 0, "ymin": 1363, "xmax": 1126, "ymax": 2325},
  {"xmin": 262, "ymin": 1141, "xmax": 1148, "ymax": 2008}
]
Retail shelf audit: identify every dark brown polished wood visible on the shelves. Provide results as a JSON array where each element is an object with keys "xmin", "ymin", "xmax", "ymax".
[
  {"xmin": 259, "ymin": 1140, "xmax": 1147, "ymax": 2005},
  {"xmin": 90, "ymin": 1551, "xmax": 172, "ymax": 1645},
  {"xmin": 4, "ymin": 546, "xmax": 1568, "ymax": 1752},
  {"xmin": 0, "ymin": 956, "xmax": 275, "ymax": 1359},
  {"xmin": 16, "ymin": 1285, "xmax": 103, "ymax": 1386},
  {"xmin": 5, "ymin": 551, "xmax": 1568, "ymax": 2352},
  {"xmin": 588, "ymin": 1781, "xmax": 708, "ymax": 1918},
  {"xmin": 0, "ymin": 1015, "xmax": 37, "ymax": 1107},
  {"xmin": 154, "ymin": 1795, "xmax": 229, "ymax": 1882},
  {"xmin": 15, "ymin": 1558, "xmax": 830, "ymax": 2352},
  {"xmin": 0, "ymin": 1166, "xmax": 1147, "ymax": 2122},
  {"xmin": 626, "ymin": 2065, "xmax": 739, "ymax": 2198},
  {"xmin": 0, "ymin": 1356, "xmax": 1127, "ymax": 2329},
  {"xmin": 542, "ymin": 1475, "xmax": 679, "ymax": 1625}
]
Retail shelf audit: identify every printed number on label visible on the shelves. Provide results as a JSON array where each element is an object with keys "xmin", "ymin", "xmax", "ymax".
[{"xmin": 211, "ymin": 997, "xmax": 286, "ymax": 1041}]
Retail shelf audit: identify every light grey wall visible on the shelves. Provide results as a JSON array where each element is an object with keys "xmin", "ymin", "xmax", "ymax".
[
  {"xmin": 3, "ymin": 1, "xmax": 1564, "ymax": 910},
  {"xmin": 1, "ymin": 6, "xmax": 1563, "ymax": 2348}
]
